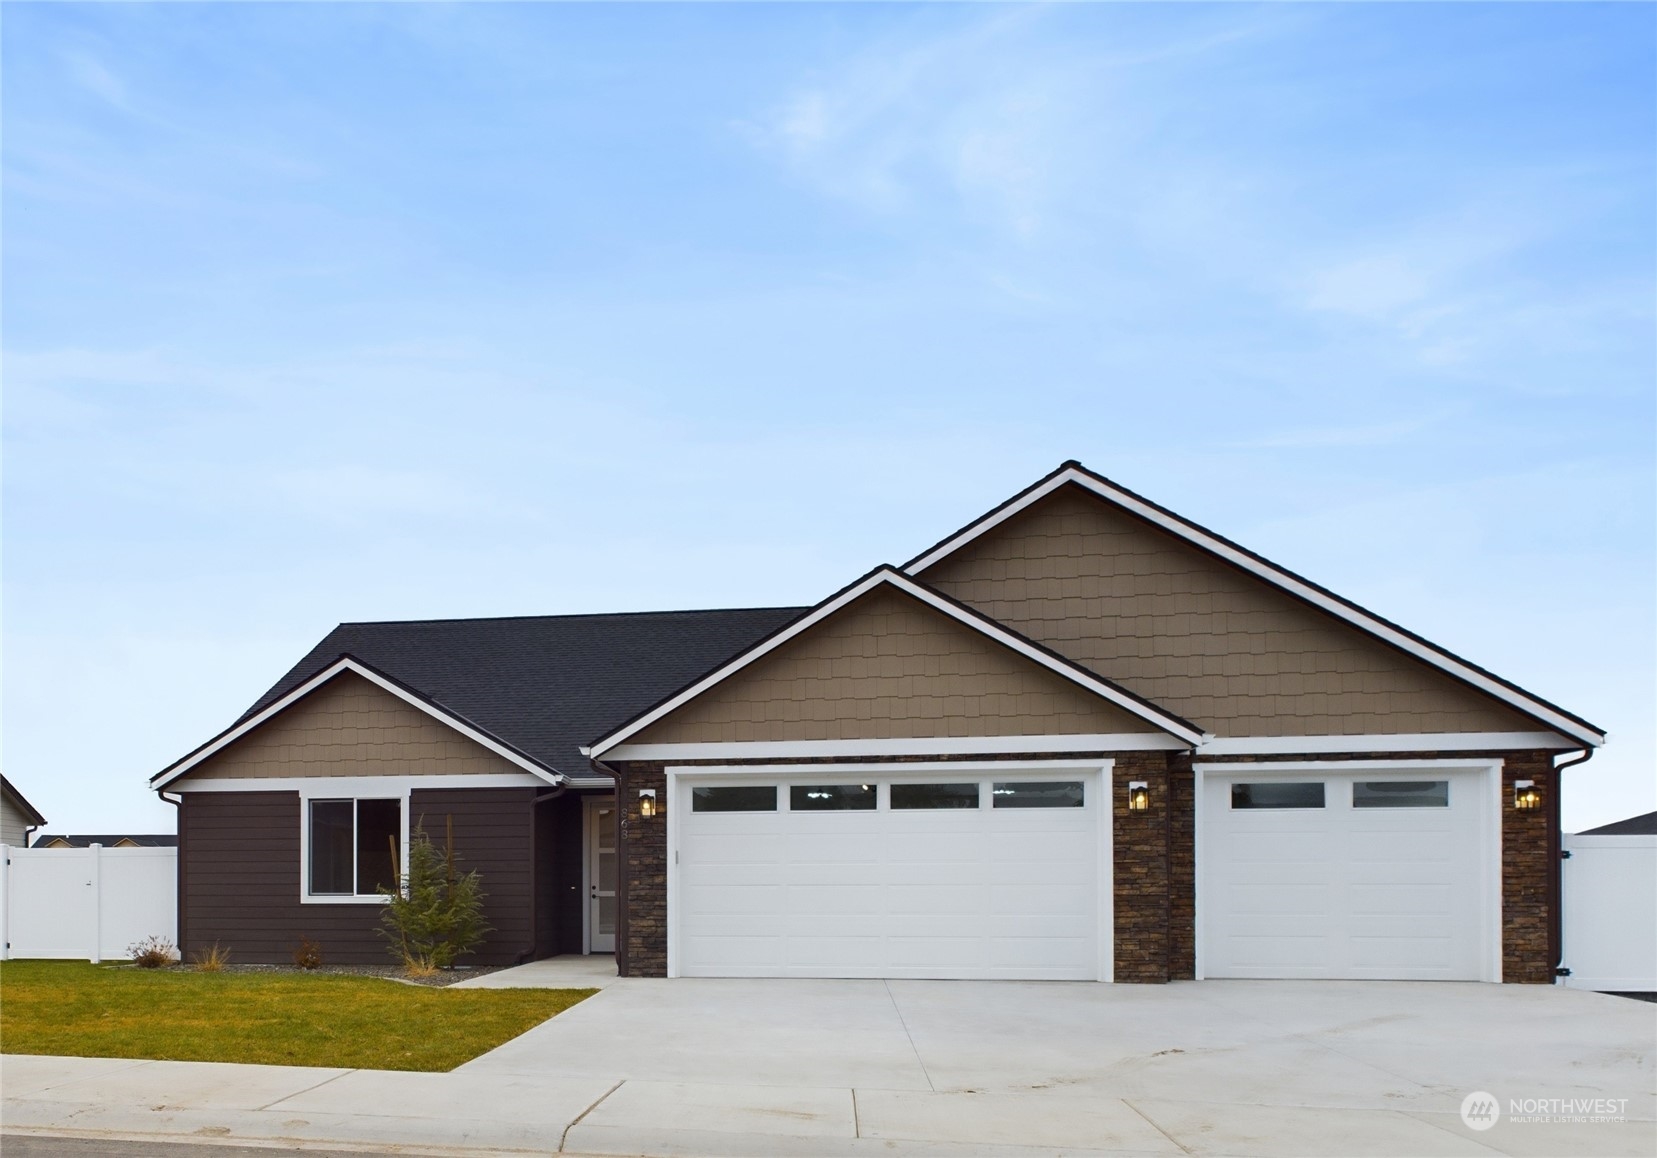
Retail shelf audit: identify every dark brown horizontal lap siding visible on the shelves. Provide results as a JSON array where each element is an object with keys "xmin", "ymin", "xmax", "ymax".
[{"xmin": 181, "ymin": 789, "xmax": 536, "ymax": 967}]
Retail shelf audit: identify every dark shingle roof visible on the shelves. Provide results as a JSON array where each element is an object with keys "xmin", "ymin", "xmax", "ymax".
[
  {"xmin": 238, "ymin": 607, "xmax": 808, "ymax": 777},
  {"xmin": 1577, "ymin": 810, "xmax": 1657, "ymax": 836},
  {"xmin": 32, "ymin": 834, "xmax": 177, "ymax": 848}
]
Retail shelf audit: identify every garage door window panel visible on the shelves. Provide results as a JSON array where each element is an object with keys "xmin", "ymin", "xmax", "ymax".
[
  {"xmin": 790, "ymin": 784, "xmax": 876, "ymax": 811},
  {"xmin": 1352, "ymin": 781, "xmax": 1449, "ymax": 808},
  {"xmin": 692, "ymin": 785, "xmax": 778, "ymax": 812},
  {"xmin": 1231, "ymin": 782, "xmax": 1325, "ymax": 809},
  {"xmin": 991, "ymin": 781, "xmax": 1084, "ymax": 808},
  {"xmin": 891, "ymin": 782, "xmax": 980, "ymax": 810}
]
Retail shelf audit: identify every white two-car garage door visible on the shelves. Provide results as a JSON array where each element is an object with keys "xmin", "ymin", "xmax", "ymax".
[
  {"xmin": 1200, "ymin": 765, "xmax": 1498, "ymax": 982},
  {"xmin": 672, "ymin": 768, "xmax": 1108, "ymax": 980}
]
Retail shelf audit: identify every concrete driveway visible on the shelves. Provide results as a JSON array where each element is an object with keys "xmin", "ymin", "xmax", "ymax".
[{"xmin": 5, "ymin": 975, "xmax": 1653, "ymax": 1156}]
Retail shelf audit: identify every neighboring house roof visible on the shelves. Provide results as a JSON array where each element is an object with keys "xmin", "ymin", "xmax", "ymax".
[
  {"xmin": 1577, "ymin": 810, "xmax": 1657, "ymax": 836},
  {"xmin": 155, "ymin": 607, "xmax": 805, "ymax": 785},
  {"xmin": 1, "ymin": 775, "xmax": 47, "ymax": 826},
  {"xmin": 32, "ymin": 834, "xmax": 177, "ymax": 848},
  {"xmin": 588, "ymin": 567, "xmax": 1207, "ymax": 758},
  {"xmin": 905, "ymin": 461, "xmax": 1606, "ymax": 749}
]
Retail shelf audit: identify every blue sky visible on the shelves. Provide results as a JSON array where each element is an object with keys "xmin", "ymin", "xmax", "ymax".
[{"xmin": 4, "ymin": 3, "xmax": 1652, "ymax": 834}]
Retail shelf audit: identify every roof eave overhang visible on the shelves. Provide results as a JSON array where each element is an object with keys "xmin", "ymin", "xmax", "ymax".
[
  {"xmin": 902, "ymin": 464, "xmax": 1607, "ymax": 750},
  {"xmin": 151, "ymin": 656, "xmax": 564, "ymax": 791},
  {"xmin": 587, "ymin": 566, "xmax": 1204, "ymax": 760}
]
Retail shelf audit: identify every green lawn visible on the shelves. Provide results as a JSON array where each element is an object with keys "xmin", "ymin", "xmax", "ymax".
[{"xmin": 0, "ymin": 961, "xmax": 595, "ymax": 1072}]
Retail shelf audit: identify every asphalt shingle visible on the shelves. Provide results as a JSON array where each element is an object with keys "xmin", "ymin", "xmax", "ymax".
[{"xmin": 238, "ymin": 606, "xmax": 808, "ymax": 777}]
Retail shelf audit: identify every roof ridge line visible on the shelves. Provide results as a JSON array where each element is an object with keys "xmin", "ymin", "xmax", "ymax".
[{"xmin": 337, "ymin": 605, "xmax": 810, "ymax": 627}]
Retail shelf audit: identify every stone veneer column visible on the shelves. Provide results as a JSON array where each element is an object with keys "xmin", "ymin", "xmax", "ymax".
[
  {"xmin": 1113, "ymin": 752, "xmax": 1174, "ymax": 982},
  {"xmin": 1501, "ymin": 750, "xmax": 1556, "ymax": 983},
  {"xmin": 615, "ymin": 762, "xmax": 669, "ymax": 977}
]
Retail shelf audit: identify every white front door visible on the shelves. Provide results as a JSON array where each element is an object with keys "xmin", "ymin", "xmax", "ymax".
[
  {"xmin": 1200, "ymin": 766, "xmax": 1496, "ymax": 981},
  {"xmin": 672, "ymin": 769, "xmax": 1108, "ymax": 980},
  {"xmin": 586, "ymin": 797, "xmax": 617, "ymax": 954}
]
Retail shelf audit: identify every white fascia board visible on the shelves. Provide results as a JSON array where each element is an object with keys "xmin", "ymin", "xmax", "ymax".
[
  {"xmin": 605, "ymin": 734, "xmax": 1187, "ymax": 762},
  {"xmin": 1196, "ymin": 732, "xmax": 1573, "ymax": 755},
  {"xmin": 905, "ymin": 467, "xmax": 1605, "ymax": 749},
  {"xmin": 589, "ymin": 568, "xmax": 1201, "ymax": 757},
  {"xmin": 170, "ymin": 773, "xmax": 548, "ymax": 794},
  {"xmin": 1194, "ymin": 757, "xmax": 1504, "ymax": 773},
  {"xmin": 151, "ymin": 658, "xmax": 562, "ymax": 790}
]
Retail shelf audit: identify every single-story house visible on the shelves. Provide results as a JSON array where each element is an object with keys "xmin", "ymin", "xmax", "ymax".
[
  {"xmin": 152, "ymin": 462, "xmax": 1605, "ymax": 983},
  {"xmin": 1, "ymin": 775, "xmax": 47, "ymax": 849},
  {"xmin": 30, "ymin": 834, "xmax": 179, "ymax": 849}
]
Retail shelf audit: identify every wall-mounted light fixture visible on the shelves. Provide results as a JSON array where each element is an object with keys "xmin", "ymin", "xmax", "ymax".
[
  {"xmin": 638, "ymin": 788, "xmax": 658, "ymax": 819},
  {"xmin": 1127, "ymin": 781, "xmax": 1150, "ymax": 813},
  {"xmin": 1513, "ymin": 779, "xmax": 1540, "ymax": 811}
]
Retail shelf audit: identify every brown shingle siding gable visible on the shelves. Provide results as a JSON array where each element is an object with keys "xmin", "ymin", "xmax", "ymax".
[
  {"xmin": 921, "ymin": 484, "xmax": 1542, "ymax": 738},
  {"xmin": 631, "ymin": 586, "xmax": 1157, "ymax": 746},
  {"xmin": 172, "ymin": 671, "xmax": 523, "ymax": 783}
]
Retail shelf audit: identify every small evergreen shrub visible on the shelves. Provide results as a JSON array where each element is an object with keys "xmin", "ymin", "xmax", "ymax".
[{"xmin": 378, "ymin": 816, "xmax": 490, "ymax": 972}]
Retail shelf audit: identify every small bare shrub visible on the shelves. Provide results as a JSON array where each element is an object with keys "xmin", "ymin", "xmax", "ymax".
[
  {"xmin": 191, "ymin": 942, "xmax": 231, "ymax": 971},
  {"xmin": 402, "ymin": 957, "xmax": 440, "ymax": 981},
  {"xmin": 128, "ymin": 935, "xmax": 177, "ymax": 968},
  {"xmin": 292, "ymin": 935, "xmax": 323, "ymax": 970}
]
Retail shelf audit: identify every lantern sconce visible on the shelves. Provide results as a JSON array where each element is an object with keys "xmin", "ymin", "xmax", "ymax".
[
  {"xmin": 1127, "ymin": 781, "xmax": 1150, "ymax": 813},
  {"xmin": 638, "ymin": 788, "xmax": 658, "ymax": 819},
  {"xmin": 1513, "ymin": 779, "xmax": 1540, "ymax": 812}
]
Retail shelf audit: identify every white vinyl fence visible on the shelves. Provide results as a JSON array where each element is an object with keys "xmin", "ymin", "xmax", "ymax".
[
  {"xmin": 0, "ymin": 844, "xmax": 177, "ymax": 962},
  {"xmin": 1562, "ymin": 833, "xmax": 1657, "ymax": 993}
]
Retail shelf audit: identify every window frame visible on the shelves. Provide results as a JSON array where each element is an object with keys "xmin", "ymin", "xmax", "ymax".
[{"xmin": 299, "ymin": 789, "xmax": 409, "ymax": 905}]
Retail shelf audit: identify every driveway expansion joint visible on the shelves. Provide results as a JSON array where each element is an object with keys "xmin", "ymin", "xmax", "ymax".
[{"xmin": 559, "ymin": 1079, "xmax": 622, "ymax": 1153}]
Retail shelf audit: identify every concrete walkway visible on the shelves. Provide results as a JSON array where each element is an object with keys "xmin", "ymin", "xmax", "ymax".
[
  {"xmin": 449, "ymin": 954, "xmax": 619, "ymax": 990},
  {"xmin": 4, "ymin": 979, "xmax": 1653, "ymax": 1157}
]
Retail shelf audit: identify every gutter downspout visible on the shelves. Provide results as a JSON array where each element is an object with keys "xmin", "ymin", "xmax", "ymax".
[
  {"xmin": 1549, "ymin": 749, "xmax": 1594, "ymax": 982},
  {"xmin": 521, "ymin": 776, "xmax": 568, "ymax": 963},
  {"xmin": 159, "ymin": 790, "xmax": 184, "ymax": 954}
]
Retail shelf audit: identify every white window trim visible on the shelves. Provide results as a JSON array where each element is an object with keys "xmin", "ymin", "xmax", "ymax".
[
  {"xmin": 1190, "ymin": 757, "xmax": 1504, "ymax": 983},
  {"xmin": 664, "ymin": 760, "xmax": 1114, "ymax": 983},
  {"xmin": 299, "ymin": 786, "xmax": 410, "ymax": 906},
  {"xmin": 901, "ymin": 465, "xmax": 1603, "ymax": 749}
]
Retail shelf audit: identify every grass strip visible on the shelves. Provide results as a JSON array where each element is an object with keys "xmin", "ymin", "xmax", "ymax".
[{"xmin": 0, "ymin": 960, "xmax": 595, "ymax": 1072}]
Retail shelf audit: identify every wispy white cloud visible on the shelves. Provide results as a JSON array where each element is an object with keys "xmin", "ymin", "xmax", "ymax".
[{"xmin": 62, "ymin": 49, "xmax": 130, "ymax": 112}]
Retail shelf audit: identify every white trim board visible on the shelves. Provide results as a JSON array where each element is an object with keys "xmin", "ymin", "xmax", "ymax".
[
  {"xmin": 903, "ymin": 465, "xmax": 1605, "ymax": 750},
  {"xmin": 588, "ymin": 567, "xmax": 1203, "ymax": 758},
  {"xmin": 607, "ymin": 734, "xmax": 1186, "ymax": 762},
  {"xmin": 151, "ymin": 657, "xmax": 563, "ymax": 791},
  {"xmin": 171, "ymin": 773, "xmax": 547, "ymax": 794},
  {"xmin": 611, "ymin": 731, "xmax": 1574, "ymax": 764},
  {"xmin": 1196, "ymin": 732, "xmax": 1572, "ymax": 755}
]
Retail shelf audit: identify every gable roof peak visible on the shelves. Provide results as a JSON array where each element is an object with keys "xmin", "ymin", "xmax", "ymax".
[{"xmin": 904, "ymin": 461, "xmax": 1604, "ymax": 749}]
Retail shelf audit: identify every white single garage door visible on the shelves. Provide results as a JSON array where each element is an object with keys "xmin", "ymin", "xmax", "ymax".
[
  {"xmin": 1200, "ymin": 766, "xmax": 1497, "ymax": 981},
  {"xmin": 672, "ymin": 769, "xmax": 1109, "ymax": 980}
]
